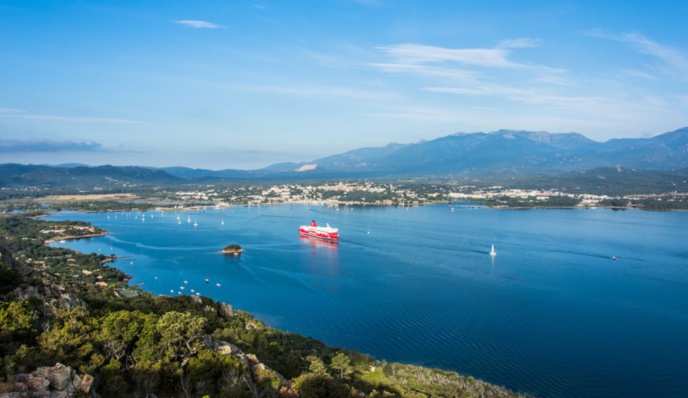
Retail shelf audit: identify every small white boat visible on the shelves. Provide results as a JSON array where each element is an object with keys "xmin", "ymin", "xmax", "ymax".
[{"xmin": 490, "ymin": 245, "xmax": 497, "ymax": 256}]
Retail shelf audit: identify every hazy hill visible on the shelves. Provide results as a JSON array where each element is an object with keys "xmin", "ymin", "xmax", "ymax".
[{"xmin": 0, "ymin": 164, "xmax": 183, "ymax": 189}]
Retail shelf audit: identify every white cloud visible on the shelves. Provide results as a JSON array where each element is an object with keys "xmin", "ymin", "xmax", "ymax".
[
  {"xmin": 424, "ymin": 87, "xmax": 486, "ymax": 96},
  {"xmin": 498, "ymin": 38, "xmax": 542, "ymax": 49},
  {"xmin": 372, "ymin": 109, "xmax": 462, "ymax": 123},
  {"xmin": 426, "ymin": 82, "xmax": 615, "ymax": 114},
  {"xmin": 587, "ymin": 30, "xmax": 688, "ymax": 82},
  {"xmin": 370, "ymin": 62, "xmax": 479, "ymax": 81},
  {"xmin": 621, "ymin": 33, "xmax": 688, "ymax": 79},
  {"xmin": 174, "ymin": 20, "xmax": 223, "ymax": 29},
  {"xmin": 0, "ymin": 111, "xmax": 140, "ymax": 124},
  {"xmin": 620, "ymin": 69, "xmax": 658, "ymax": 81},
  {"xmin": 0, "ymin": 107, "xmax": 26, "ymax": 114},
  {"xmin": 232, "ymin": 84, "xmax": 402, "ymax": 102},
  {"xmin": 377, "ymin": 43, "xmax": 523, "ymax": 68}
]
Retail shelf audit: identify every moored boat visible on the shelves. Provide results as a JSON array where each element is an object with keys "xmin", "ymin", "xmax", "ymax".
[{"xmin": 298, "ymin": 220, "xmax": 339, "ymax": 241}]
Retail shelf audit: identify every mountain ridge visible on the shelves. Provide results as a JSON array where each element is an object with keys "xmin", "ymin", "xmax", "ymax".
[
  {"xmin": 2, "ymin": 127, "xmax": 686, "ymax": 184},
  {"xmin": 267, "ymin": 127, "xmax": 688, "ymax": 177}
]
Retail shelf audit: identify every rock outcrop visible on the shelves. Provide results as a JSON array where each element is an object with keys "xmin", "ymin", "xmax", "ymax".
[
  {"xmin": 12, "ymin": 283, "xmax": 87, "ymax": 318},
  {"xmin": 0, "ymin": 363, "xmax": 96, "ymax": 398},
  {"xmin": 212, "ymin": 339, "xmax": 295, "ymax": 395}
]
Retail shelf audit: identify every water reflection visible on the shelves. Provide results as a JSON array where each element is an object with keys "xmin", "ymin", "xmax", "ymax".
[
  {"xmin": 299, "ymin": 235, "xmax": 339, "ymax": 250},
  {"xmin": 300, "ymin": 236, "xmax": 339, "ymax": 278}
]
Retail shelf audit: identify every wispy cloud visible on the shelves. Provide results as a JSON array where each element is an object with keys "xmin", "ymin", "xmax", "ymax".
[
  {"xmin": 0, "ymin": 107, "xmax": 25, "ymax": 114},
  {"xmin": 587, "ymin": 30, "xmax": 688, "ymax": 81},
  {"xmin": 233, "ymin": 84, "xmax": 402, "ymax": 102},
  {"xmin": 174, "ymin": 20, "xmax": 223, "ymax": 29},
  {"xmin": 376, "ymin": 43, "xmax": 524, "ymax": 68},
  {"xmin": 425, "ymin": 86, "xmax": 493, "ymax": 96},
  {"xmin": 0, "ymin": 138, "xmax": 103, "ymax": 153},
  {"xmin": 427, "ymin": 83, "xmax": 609, "ymax": 110},
  {"xmin": 498, "ymin": 38, "xmax": 542, "ymax": 49},
  {"xmin": 621, "ymin": 33, "xmax": 688, "ymax": 79},
  {"xmin": 620, "ymin": 69, "xmax": 658, "ymax": 81},
  {"xmin": 372, "ymin": 107, "xmax": 463, "ymax": 123},
  {"xmin": 370, "ymin": 63, "xmax": 479, "ymax": 81},
  {"xmin": 0, "ymin": 109, "xmax": 139, "ymax": 124}
]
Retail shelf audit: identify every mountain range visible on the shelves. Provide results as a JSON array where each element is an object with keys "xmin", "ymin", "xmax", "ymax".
[
  {"xmin": 259, "ymin": 127, "xmax": 688, "ymax": 177},
  {"xmin": 1, "ymin": 127, "xmax": 687, "ymax": 188}
]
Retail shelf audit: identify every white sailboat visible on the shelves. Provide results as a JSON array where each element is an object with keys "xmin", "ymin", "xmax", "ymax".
[{"xmin": 490, "ymin": 244, "xmax": 497, "ymax": 256}]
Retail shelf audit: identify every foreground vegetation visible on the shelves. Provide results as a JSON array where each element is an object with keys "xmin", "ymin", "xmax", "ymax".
[{"xmin": 0, "ymin": 215, "xmax": 525, "ymax": 397}]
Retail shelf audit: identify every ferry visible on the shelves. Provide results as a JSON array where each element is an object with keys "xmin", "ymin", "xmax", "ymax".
[{"xmin": 298, "ymin": 220, "xmax": 339, "ymax": 241}]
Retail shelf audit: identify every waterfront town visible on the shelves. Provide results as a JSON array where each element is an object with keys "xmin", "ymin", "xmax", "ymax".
[
  {"xmin": 168, "ymin": 181, "xmax": 647, "ymax": 209},
  {"xmin": 3, "ymin": 179, "xmax": 686, "ymax": 213}
]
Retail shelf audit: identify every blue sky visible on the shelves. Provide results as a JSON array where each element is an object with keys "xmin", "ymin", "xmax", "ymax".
[{"xmin": 1, "ymin": 1, "xmax": 687, "ymax": 169}]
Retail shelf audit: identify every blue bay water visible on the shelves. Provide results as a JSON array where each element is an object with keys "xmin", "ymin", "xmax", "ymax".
[{"xmin": 46, "ymin": 205, "xmax": 688, "ymax": 397}]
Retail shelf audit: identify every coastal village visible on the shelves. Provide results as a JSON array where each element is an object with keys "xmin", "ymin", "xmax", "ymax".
[{"xmin": 170, "ymin": 181, "xmax": 631, "ymax": 209}]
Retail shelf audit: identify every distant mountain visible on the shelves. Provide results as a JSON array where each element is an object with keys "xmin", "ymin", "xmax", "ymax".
[
  {"xmin": 0, "ymin": 164, "xmax": 183, "ymax": 189},
  {"xmin": 265, "ymin": 127, "xmax": 688, "ymax": 177},
  {"xmin": 3, "ymin": 128, "xmax": 686, "ymax": 188}
]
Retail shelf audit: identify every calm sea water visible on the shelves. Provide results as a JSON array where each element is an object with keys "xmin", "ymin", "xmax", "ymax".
[{"xmin": 46, "ymin": 205, "xmax": 688, "ymax": 397}]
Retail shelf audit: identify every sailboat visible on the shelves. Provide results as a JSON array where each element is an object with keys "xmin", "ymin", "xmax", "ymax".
[{"xmin": 490, "ymin": 245, "xmax": 497, "ymax": 256}]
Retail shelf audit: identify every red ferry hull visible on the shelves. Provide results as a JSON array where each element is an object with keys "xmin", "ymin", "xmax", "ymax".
[{"xmin": 298, "ymin": 226, "xmax": 339, "ymax": 241}]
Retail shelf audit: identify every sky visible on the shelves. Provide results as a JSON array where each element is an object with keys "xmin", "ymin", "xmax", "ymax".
[{"xmin": 1, "ymin": 1, "xmax": 687, "ymax": 170}]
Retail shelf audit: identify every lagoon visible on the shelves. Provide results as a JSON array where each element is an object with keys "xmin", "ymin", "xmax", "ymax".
[{"xmin": 46, "ymin": 204, "xmax": 688, "ymax": 397}]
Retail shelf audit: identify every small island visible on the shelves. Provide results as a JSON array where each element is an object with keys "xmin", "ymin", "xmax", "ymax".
[{"xmin": 222, "ymin": 243, "xmax": 243, "ymax": 256}]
